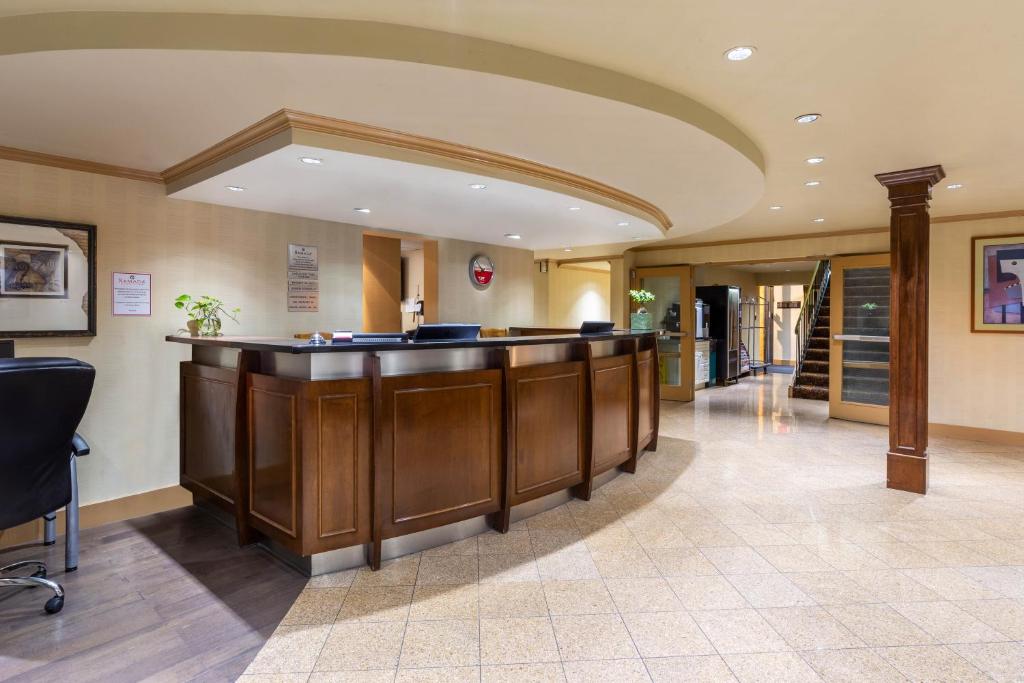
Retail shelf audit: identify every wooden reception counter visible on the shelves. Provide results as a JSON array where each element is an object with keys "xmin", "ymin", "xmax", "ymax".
[{"xmin": 167, "ymin": 330, "xmax": 659, "ymax": 574}]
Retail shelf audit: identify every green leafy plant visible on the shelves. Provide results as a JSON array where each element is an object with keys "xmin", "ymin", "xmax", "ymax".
[
  {"xmin": 629, "ymin": 289, "xmax": 656, "ymax": 307},
  {"xmin": 174, "ymin": 294, "xmax": 240, "ymax": 337},
  {"xmin": 861, "ymin": 302, "xmax": 879, "ymax": 311}
]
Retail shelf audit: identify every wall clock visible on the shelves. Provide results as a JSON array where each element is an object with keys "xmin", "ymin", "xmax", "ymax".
[{"xmin": 469, "ymin": 254, "xmax": 495, "ymax": 290}]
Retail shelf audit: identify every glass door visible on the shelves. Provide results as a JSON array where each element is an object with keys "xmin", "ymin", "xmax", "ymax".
[
  {"xmin": 829, "ymin": 254, "xmax": 891, "ymax": 424},
  {"xmin": 632, "ymin": 266, "xmax": 694, "ymax": 402}
]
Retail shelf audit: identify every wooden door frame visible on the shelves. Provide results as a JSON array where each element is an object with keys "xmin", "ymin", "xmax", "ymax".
[
  {"xmin": 828, "ymin": 253, "xmax": 891, "ymax": 424},
  {"xmin": 631, "ymin": 265, "xmax": 695, "ymax": 402}
]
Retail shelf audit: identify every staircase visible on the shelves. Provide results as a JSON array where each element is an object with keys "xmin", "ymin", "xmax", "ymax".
[{"xmin": 791, "ymin": 276, "xmax": 831, "ymax": 401}]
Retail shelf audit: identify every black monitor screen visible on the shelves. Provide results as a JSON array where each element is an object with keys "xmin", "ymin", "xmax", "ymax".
[
  {"xmin": 412, "ymin": 323, "xmax": 482, "ymax": 342},
  {"xmin": 579, "ymin": 321, "xmax": 615, "ymax": 335}
]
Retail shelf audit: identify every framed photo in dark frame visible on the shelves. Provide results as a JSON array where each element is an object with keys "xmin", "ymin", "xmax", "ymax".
[{"xmin": 0, "ymin": 215, "xmax": 96, "ymax": 337}]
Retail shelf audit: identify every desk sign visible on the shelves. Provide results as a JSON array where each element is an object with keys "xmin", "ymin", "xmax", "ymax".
[
  {"xmin": 112, "ymin": 272, "xmax": 151, "ymax": 316},
  {"xmin": 287, "ymin": 244, "xmax": 319, "ymax": 312}
]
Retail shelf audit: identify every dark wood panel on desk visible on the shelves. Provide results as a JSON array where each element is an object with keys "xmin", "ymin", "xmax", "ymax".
[
  {"xmin": 637, "ymin": 349, "xmax": 655, "ymax": 450},
  {"xmin": 508, "ymin": 361, "xmax": 586, "ymax": 505},
  {"xmin": 180, "ymin": 362, "xmax": 238, "ymax": 506},
  {"xmin": 378, "ymin": 369, "xmax": 502, "ymax": 538},
  {"xmin": 591, "ymin": 353, "xmax": 634, "ymax": 475},
  {"xmin": 247, "ymin": 373, "xmax": 372, "ymax": 554}
]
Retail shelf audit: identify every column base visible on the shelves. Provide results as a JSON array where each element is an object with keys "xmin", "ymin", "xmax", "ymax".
[{"xmin": 886, "ymin": 451, "xmax": 928, "ymax": 494}]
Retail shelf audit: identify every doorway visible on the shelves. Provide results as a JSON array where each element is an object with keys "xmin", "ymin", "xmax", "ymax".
[
  {"xmin": 362, "ymin": 232, "xmax": 438, "ymax": 332},
  {"xmin": 632, "ymin": 266, "xmax": 695, "ymax": 401}
]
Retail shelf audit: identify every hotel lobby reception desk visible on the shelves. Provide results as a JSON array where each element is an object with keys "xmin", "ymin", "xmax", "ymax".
[{"xmin": 167, "ymin": 331, "xmax": 659, "ymax": 574}]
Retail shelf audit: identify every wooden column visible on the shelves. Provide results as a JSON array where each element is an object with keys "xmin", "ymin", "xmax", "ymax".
[{"xmin": 874, "ymin": 165, "xmax": 945, "ymax": 495}]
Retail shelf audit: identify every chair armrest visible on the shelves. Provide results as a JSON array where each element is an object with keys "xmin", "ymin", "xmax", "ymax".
[{"xmin": 71, "ymin": 433, "xmax": 90, "ymax": 457}]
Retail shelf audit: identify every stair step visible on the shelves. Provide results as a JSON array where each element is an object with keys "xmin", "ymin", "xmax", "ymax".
[
  {"xmin": 795, "ymin": 371, "xmax": 829, "ymax": 388},
  {"xmin": 805, "ymin": 349, "xmax": 829, "ymax": 361},
  {"xmin": 792, "ymin": 385, "xmax": 829, "ymax": 401}
]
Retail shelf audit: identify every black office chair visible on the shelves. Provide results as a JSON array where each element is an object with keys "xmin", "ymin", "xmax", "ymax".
[{"xmin": 0, "ymin": 358, "xmax": 95, "ymax": 614}]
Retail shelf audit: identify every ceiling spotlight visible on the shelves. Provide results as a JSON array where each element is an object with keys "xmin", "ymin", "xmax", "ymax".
[
  {"xmin": 795, "ymin": 113, "xmax": 821, "ymax": 124},
  {"xmin": 225, "ymin": 185, "xmax": 246, "ymax": 192},
  {"xmin": 563, "ymin": 248, "xmax": 573, "ymax": 252},
  {"xmin": 568, "ymin": 206, "xmax": 582, "ymax": 212},
  {"xmin": 806, "ymin": 157, "xmax": 825, "ymax": 165},
  {"xmin": 353, "ymin": 207, "xmax": 371, "ymax": 214},
  {"xmin": 617, "ymin": 221, "xmax": 631, "ymax": 227},
  {"xmin": 504, "ymin": 233, "xmax": 522, "ymax": 240},
  {"xmin": 632, "ymin": 236, "xmax": 644, "ymax": 241},
  {"xmin": 299, "ymin": 156, "xmax": 323, "ymax": 165},
  {"xmin": 724, "ymin": 46, "xmax": 756, "ymax": 61},
  {"xmin": 812, "ymin": 217, "xmax": 825, "ymax": 223},
  {"xmin": 804, "ymin": 180, "xmax": 821, "ymax": 187},
  {"xmin": 946, "ymin": 183, "xmax": 964, "ymax": 190},
  {"xmin": 769, "ymin": 205, "xmax": 783, "ymax": 211},
  {"xmin": 469, "ymin": 183, "xmax": 488, "ymax": 190}
]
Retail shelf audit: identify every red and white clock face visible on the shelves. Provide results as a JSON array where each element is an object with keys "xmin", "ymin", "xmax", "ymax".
[{"xmin": 470, "ymin": 254, "xmax": 495, "ymax": 289}]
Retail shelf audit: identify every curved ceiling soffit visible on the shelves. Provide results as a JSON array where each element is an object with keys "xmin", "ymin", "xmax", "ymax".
[{"xmin": 0, "ymin": 12, "xmax": 766, "ymax": 176}]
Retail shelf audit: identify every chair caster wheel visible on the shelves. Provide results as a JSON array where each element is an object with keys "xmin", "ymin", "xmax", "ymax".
[
  {"xmin": 31, "ymin": 567, "xmax": 47, "ymax": 580},
  {"xmin": 44, "ymin": 594, "xmax": 64, "ymax": 614}
]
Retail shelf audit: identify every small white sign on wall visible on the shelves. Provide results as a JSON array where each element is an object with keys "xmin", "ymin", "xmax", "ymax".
[{"xmin": 112, "ymin": 272, "xmax": 151, "ymax": 316}]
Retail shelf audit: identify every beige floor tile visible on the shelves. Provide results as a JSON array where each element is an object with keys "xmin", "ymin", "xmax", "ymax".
[
  {"xmin": 959, "ymin": 539, "xmax": 1024, "ymax": 564},
  {"xmin": 644, "ymin": 655, "xmax": 737, "ymax": 682},
  {"xmin": 315, "ymin": 621, "xmax": 405, "ymax": 672},
  {"xmin": 955, "ymin": 598, "xmax": 1024, "ymax": 639},
  {"xmin": 394, "ymin": 666, "xmax": 478, "ymax": 682},
  {"xmin": 800, "ymin": 648, "xmax": 906, "ymax": 683},
  {"xmin": 481, "ymin": 662, "xmax": 566, "ymax": 682},
  {"xmin": 682, "ymin": 523, "xmax": 747, "ymax": 547},
  {"xmin": 958, "ymin": 566, "xmax": 1024, "ymax": 599},
  {"xmin": 479, "ymin": 553, "xmax": 541, "ymax": 583},
  {"xmin": 408, "ymin": 583, "xmax": 478, "ymax": 621},
  {"xmin": 415, "ymin": 555, "xmax": 479, "ymax": 585},
  {"xmin": 526, "ymin": 506, "xmax": 578, "ymax": 531},
  {"xmin": 728, "ymin": 524, "xmax": 800, "ymax": 546},
  {"xmin": 950, "ymin": 641, "xmax": 1024, "ymax": 683},
  {"xmin": 551, "ymin": 613, "xmax": 639, "ymax": 661},
  {"xmin": 873, "ymin": 644, "xmax": 991, "ymax": 682},
  {"xmin": 722, "ymin": 652, "xmax": 821, "ymax": 683},
  {"xmin": 580, "ymin": 523, "xmax": 644, "ymax": 553},
  {"xmin": 900, "ymin": 568, "xmax": 1001, "ymax": 601},
  {"xmin": 421, "ymin": 536, "xmax": 479, "ymax": 557},
  {"xmin": 785, "ymin": 571, "xmax": 876, "ymax": 605},
  {"xmin": 239, "ymin": 675, "xmax": 313, "ymax": 683},
  {"xmin": 858, "ymin": 542, "xmax": 944, "ymax": 569},
  {"xmin": 561, "ymin": 659, "xmax": 650, "ymax": 682},
  {"xmin": 906, "ymin": 541, "xmax": 998, "ymax": 567},
  {"xmin": 308, "ymin": 569, "xmax": 358, "ymax": 588},
  {"xmin": 399, "ymin": 619, "xmax": 479, "ymax": 668},
  {"xmin": 690, "ymin": 609, "xmax": 790, "ymax": 654},
  {"xmin": 530, "ymin": 528, "xmax": 588, "ymax": 555},
  {"xmin": 479, "ymin": 581, "xmax": 548, "ymax": 618},
  {"xmin": 725, "ymin": 573, "xmax": 815, "ymax": 608},
  {"xmin": 337, "ymin": 586, "xmax": 413, "ymax": 623},
  {"xmin": 890, "ymin": 600, "xmax": 1009, "ymax": 643},
  {"xmin": 753, "ymin": 545, "xmax": 834, "ymax": 573},
  {"xmin": 542, "ymin": 579, "xmax": 615, "ymax": 615},
  {"xmin": 824, "ymin": 604, "xmax": 936, "ymax": 647},
  {"xmin": 758, "ymin": 606, "xmax": 865, "ymax": 651},
  {"xmin": 352, "ymin": 555, "xmax": 421, "ymax": 588},
  {"xmin": 536, "ymin": 550, "xmax": 601, "ymax": 581},
  {"xmin": 589, "ymin": 549, "xmax": 661, "ymax": 578},
  {"xmin": 774, "ymin": 524, "xmax": 844, "ymax": 546},
  {"xmin": 809, "ymin": 543, "xmax": 889, "ymax": 570},
  {"xmin": 630, "ymin": 522, "xmax": 694, "ymax": 550},
  {"xmin": 308, "ymin": 671, "xmax": 397, "ymax": 683},
  {"xmin": 246, "ymin": 624, "xmax": 332, "ymax": 675},
  {"xmin": 666, "ymin": 574, "xmax": 750, "ymax": 610},
  {"xmin": 844, "ymin": 569, "xmax": 943, "ymax": 603},
  {"xmin": 701, "ymin": 547, "xmax": 779, "ymax": 575},
  {"xmin": 480, "ymin": 616, "xmax": 560, "ymax": 665},
  {"xmin": 280, "ymin": 588, "xmax": 348, "ymax": 625},
  {"xmin": 605, "ymin": 577, "xmax": 684, "ymax": 613},
  {"xmin": 647, "ymin": 547, "xmax": 720, "ymax": 576},
  {"xmin": 478, "ymin": 529, "xmax": 533, "ymax": 555},
  {"xmin": 621, "ymin": 610, "xmax": 715, "ymax": 657}
]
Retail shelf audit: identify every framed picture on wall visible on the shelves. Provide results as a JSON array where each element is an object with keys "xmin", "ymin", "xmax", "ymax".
[
  {"xmin": 0, "ymin": 215, "xmax": 96, "ymax": 337},
  {"xmin": 972, "ymin": 233, "xmax": 1024, "ymax": 333}
]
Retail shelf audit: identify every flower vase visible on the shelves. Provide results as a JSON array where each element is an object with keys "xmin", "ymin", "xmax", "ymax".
[{"xmin": 630, "ymin": 310, "xmax": 652, "ymax": 330}]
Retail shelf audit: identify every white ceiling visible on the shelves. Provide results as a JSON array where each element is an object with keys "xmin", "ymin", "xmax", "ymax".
[
  {"xmin": 727, "ymin": 260, "xmax": 818, "ymax": 273},
  {"xmin": 171, "ymin": 144, "xmax": 662, "ymax": 249}
]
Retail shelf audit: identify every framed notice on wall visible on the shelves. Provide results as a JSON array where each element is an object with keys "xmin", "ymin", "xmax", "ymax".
[
  {"xmin": 112, "ymin": 272, "xmax": 151, "ymax": 316},
  {"xmin": 0, "ymin": 215, "xmax": 96, "ymax": 337},
  {"xmin": 287, "ymin": 243, "xmax": 319, "ymax": 312}
]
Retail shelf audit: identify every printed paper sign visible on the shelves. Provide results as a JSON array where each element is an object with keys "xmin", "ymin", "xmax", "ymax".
[{"xmin": 112, "ymin": 272, "xmax": 151, "ymax": 316}]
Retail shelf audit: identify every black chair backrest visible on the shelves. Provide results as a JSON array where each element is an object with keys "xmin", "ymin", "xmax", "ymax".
[{"xmin": 0, "ymin": 358, "xmax": 95, "ymax": 530}]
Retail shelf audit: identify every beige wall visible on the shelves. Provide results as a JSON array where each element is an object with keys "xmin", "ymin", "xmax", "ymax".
[
  {"xmin": 435, "ymin": 237, "xmax": 535, "ymax": 328},
  {"xmin": 771, "ymin": 284, "xmax": 802, "ymax": 363},
  {"xmin": 930, "ymin": 216, "xmax": 1024, "ymax": 433},
  {"xmin": 756, "ymin": 270, "xmax": 815, "ymax": 287},
  {"xmin": 693, "ymin": 265, "xmax": 758, "ymax": 300},
  {"xmin": 633, "ymin": 231, "xmax": 889, "ymax": 267},
  {"xmin": 546, "ymin": 266, "xmax": 611, "ymax": 328},
  {"xmin": 533, "ymin": 262, "xmax": 550, "ymax": 326}
]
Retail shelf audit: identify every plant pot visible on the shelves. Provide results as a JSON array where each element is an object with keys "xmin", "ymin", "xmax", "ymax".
[
  {"xmin": 186, "ymin": 320, "xmax": 200, "ymax": 337},
  {"xmin": 630, "ymin": 311, "xmax": 653, "ymax": 330},
  {"xmin": 199, "ymin": 317, "xmax": 222, "ymax": 337}
]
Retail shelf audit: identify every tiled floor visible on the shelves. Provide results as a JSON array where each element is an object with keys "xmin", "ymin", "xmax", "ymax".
[{"xmin": 241, "ymin": 374, "xmax": 1024, "ymax": 682}]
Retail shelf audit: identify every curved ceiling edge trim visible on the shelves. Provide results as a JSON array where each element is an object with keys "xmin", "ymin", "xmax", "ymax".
[{"xmin": 0, "ymin": 11, "xmax": 765, "ymax": 178}]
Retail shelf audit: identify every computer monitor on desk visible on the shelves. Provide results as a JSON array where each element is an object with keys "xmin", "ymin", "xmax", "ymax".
[
  {"xmin": 411, "ymin": 324, "xmax": 481, "ymax": 342},
  {"xmin": 579, "ymin": 321, "xmax": 615, "ymax": 335},
  {"xmin": 0, "ymin": 339, "xmax": 13, "ymax": 358}
]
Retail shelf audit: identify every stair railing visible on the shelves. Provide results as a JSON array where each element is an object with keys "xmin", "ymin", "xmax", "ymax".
[{"xmin": 794, "ymin": 259, "xmax": 831, "ymax": 379}]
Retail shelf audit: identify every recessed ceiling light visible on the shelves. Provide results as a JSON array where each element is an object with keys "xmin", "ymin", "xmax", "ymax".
[
  {"xmin": 804, "ymin": 180, "xmax": 821, "ymax": 187},
  {"xmin": 769, "ymin": 205, "xmax": 783, "ymax": 210},
  {"xmin": 469, "ymin": 183, "xmax": 488, "ymax": 190},
  {"xmin": 568, "ymin": 206, "xmax": 582, "ymax": 211},
  {"xmin": 617, "ymin": 221, "xmax": 631, "ymax": 227},
  {"xmin": 225, "ymin": 185, "xmax": 245, "ymax": 192},
  {"xmin": 563, "ymin": 248, "xmax": 573, "ymax": 252},
  {"xmin": 946, "ymin": 183, "xmax": 964, "ymax": 190},
  {"xmin": 353, "ymin": 207, "xmax": 371, "ymax": 214},
  {"xmin": 299, "ymin": 156, "xmax": 323, "ymax": 165},
  {"xmin": 806, "ymin": 157, "xmax": 825, "ymax": 165},
  {"xmin": 812, "ymin": 217, "xmax": 825, "ymax": 223},
  {"xmin": 505, "ymin": 233, "xmax": 522, "ymax": 240},
  {"xmin": 632, "ymin": 236, "xmax": 644, "ymax": 241},
  {"xmin": 724, "ymin": 46, "xmax": 756, "ymax": 61},
  {"xmin": 795, "ymin": 113, "xmax": 821, "ymax": 124}
]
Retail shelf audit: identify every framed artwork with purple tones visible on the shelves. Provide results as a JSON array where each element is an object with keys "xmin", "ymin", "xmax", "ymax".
[{"xmin": 972, "ymin": 233, "xmax": 1024, "ymax": 333}]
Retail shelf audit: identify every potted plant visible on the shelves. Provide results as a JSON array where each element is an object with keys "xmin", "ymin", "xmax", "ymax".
[
  {"xmin": 629, "ymin": 289, "xmax": 656, "ymax": 330},
  {"xmin": 174, "ymin": 294, "xmax": 240, "ymax": 337}
]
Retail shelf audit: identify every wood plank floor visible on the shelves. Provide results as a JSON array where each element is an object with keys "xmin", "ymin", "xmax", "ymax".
[{"xmin": 0, "ymin": 506, "xmax": 307, "ymax": 682}]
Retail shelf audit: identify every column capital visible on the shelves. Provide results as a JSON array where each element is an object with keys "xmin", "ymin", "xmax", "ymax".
[{"xmin": 875, "ymin": 165, "xmax": 946, "ymax": 188}]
